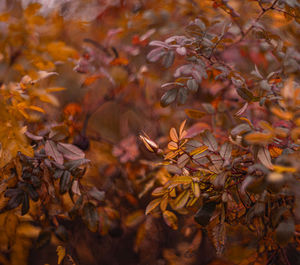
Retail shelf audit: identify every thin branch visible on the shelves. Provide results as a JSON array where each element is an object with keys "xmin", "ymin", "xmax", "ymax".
[
  {"xmin": 271, "ymin": 6, "xmax": 300, "ymax": 19},
  {"xmin": 233, "ymin": 0, "xmax": 279, "ymax": 45}
]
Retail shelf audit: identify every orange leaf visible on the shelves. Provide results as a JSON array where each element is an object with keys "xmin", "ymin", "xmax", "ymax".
[
  {"xmin": 110, "ymin": 58, "xmax": 129, "ymax": 66},
  {"xmin": 170, "ymin": 128, "xmax": 179, "ymax": 142},
  {"xmin": 271, "ymin": 107, "xmax": 293, "ymax": 120},
  {"xmin": 145, "ymin": 198, "xmax": 162, "ymax": 215},
  {"xmin": 83, "ymin": 74, "xmax": 103, "ymax": 86},
  {"xmin": 163, "ymin": 210, "xmax": 178, "ymax": 230}
]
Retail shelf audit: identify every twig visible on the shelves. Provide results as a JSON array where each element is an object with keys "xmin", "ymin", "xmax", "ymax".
[
  {"xmin": 233, "ymin": 0, "xmax": 279, "ymax": 45},
  {"xmin": 271, "ymin": 7, "xmax": 300, "ymax": 19}
]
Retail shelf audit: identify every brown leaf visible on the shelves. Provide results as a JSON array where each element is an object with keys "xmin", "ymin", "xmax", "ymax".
[
  {"xmin": 57, "ymin": 143, "xmax": 85, "ymax": 161},
  {"xmin": 257, "ymin": 147, "xmax": 273, "ymax": 170},
  {"xmin": 185, "ymin": 109, "xmax": 206, "ymax": 119},
  {"xmin": 219, "ymin": 142, "xmax": 232, "ymax": 161},
  {"xmin": 202, "ymin": 130, "xmax": 218, "ymax": 152},
  {"xmin": 185, "ymin": 122, "xmax": 211, "ymax": 138},
  {"xmin": 45, "ymin": 140, "xmax": 63, "ymax": 164},
  {"xmin": 177, "ymin": 153, "xmax": 189, "ymax": 168}
]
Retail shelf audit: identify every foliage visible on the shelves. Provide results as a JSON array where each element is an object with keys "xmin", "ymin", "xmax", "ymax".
[
  {"xmin": 0, "ymin": 0, "xmax": 299, "ymax": 265},
  {"xmin": 143, "ymin": 0, "xmax": 300, "ymax": 263}
]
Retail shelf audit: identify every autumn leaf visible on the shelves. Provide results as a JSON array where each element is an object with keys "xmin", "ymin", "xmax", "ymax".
[
  {"xmin": 56, "ymin": 246, "xmax": 66, "ymax": 264},
  {"xmin": 163, "ymin": 211, "xmax": 178, "ymax": 230},
  {"xmin": 257, "ymin": 147, "xmax": 273, "ymax": 170},
  {"xmin": 45, "ymin": 140, "xmax": 64, "ymax": 165},
  {"xmin": 145, "ymin": 198, "xmax": 162, "ymax": 215}
]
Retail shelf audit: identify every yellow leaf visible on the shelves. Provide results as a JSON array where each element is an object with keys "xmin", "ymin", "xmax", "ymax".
[
  {"xmin": 172, "ymin": 176, "xmax": 192, "ymax": 184},
  {"xmin": 192, "ymin": 182, "xmax": 200, "ymax": 198},
  {"xmin": 45, "ymin": 87, "xmax": 66, "ymax": 93},
  {"xmin": 169, "ymin": 188, "xmax": 176, "ymax": 197},
  {"xmin": 189, "ymin": 145, "xmax": 208, "ymax": 156},
  {"xmin": 27, "ymin": 105, "xmax": 45, "ymax": 113},
  {"xmin": 56, "ymin": 246, "xmax": 66, "ymax": 265},
  {"xmin": 273, "ymin": 165, "xmax": 296, "ymax": 173},
  {"xmin": 174, "ymin": 190, "xmax": 190, "ymax": 209},
  {"xmin": 47, "ymin": 42, "xmax": 77, "ymax": 61}
]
